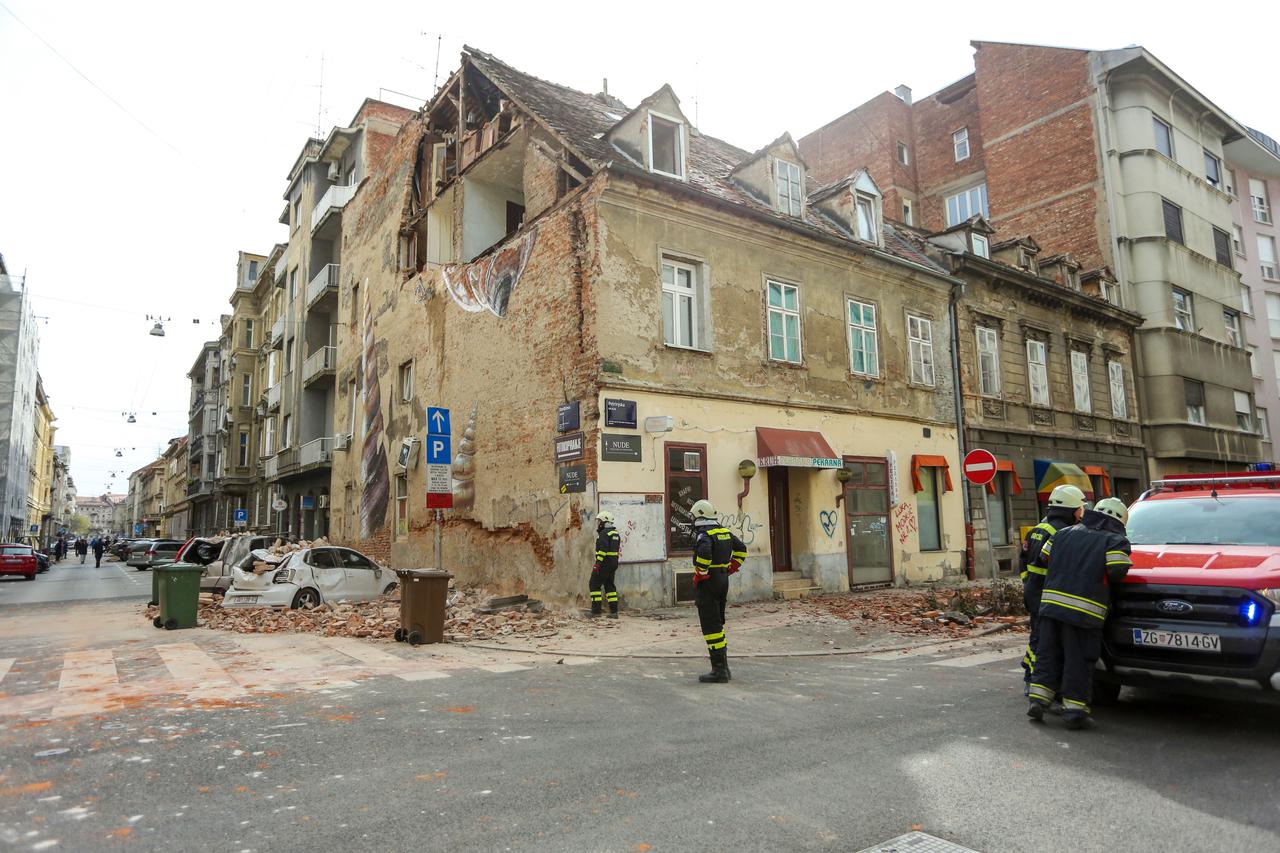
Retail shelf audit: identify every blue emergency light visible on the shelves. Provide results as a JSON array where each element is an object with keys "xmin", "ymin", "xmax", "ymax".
[{"xmin": 1241, "ymin": 600, "xmax": 1260, "ymax": 626}]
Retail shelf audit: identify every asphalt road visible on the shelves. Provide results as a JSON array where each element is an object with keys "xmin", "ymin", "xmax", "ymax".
[
  {"xmin": 1, "ymin": 570, "xmax": 1278, "ymax": 852},
  {"xmin": 0, "ymin": 555, "xmax": 149, "ymax": 606}
]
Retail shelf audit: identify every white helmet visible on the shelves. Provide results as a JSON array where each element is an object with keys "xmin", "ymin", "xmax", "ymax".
[
  {"xmin": 690, "ymin": 499, "xmax": 717, "ymax": 519},
  {"xmin": 1094, "ymin": 497, "xmax": 1129, "ymax": 524},
  {"xmin": 596, "ymin": 510, "xmax": 615, "ymax": 525},
  {"xmin": 1047, "ymin": 484, "xmax": 1086, "ymax": 509}
]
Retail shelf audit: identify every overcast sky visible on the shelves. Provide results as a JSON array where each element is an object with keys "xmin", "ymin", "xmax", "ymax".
[{"xmin": 2, "ymin": 0, "xmax": 1277, "ymax": 496}]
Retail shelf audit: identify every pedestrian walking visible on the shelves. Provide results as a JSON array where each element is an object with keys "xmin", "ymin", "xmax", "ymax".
[
  {"xmin": 54, "ymin": 536, "xmax": 65, "ymax": 562},
  {"xmin": 92, "ymin": 536, "xmax": 105, "ymax": 568},
  {"xmin": 1018, "ymin": 484, "xmax": 1086, "ymax": 694},
  {"xmin": 75, "ymin": 537, "xmax": 88, "ymax": 564},
  {"xmin": 1027, "ymin": 497, "xmax": 1133, "ymax": 730},
  {"xmin": 588, "ymin": 511, "xmax": 621, "ymax": 618},
  {"xmin": 689, "ymin": 500, "xmax": 746, "ymax": 684}
]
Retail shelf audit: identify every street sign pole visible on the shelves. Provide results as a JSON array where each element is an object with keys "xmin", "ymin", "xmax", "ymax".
[
  {"xmin": 435, "ymin": 510, "xmax": 443, "ymax": 572},
  {"xmin": 426, "ymin": 406, "xmax": 452, "ymax": 571},
  {"xmin": 962, "ymin": 448, "xmax": 1000, "ymax": 583}
]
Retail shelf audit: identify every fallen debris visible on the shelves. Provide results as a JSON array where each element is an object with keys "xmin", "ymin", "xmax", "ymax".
[{"xmin": 796, "ymin": 582, "xmax": 1028, "ymax": 637}]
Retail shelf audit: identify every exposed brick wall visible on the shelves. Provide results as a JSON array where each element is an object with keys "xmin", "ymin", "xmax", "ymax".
[{"xmin": 911, "ymin": 76, "xmax": 985, "ymax": 232}]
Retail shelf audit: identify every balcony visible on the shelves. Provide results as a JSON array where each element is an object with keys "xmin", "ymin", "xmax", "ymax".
[
  {"xmin": 302, "ymin": 346, "xmax": 336, "ymax": 387},
  {"xmin": 264, "ymin": 454, "xmax": 279, "ymax": 480},
  {"xmin": 299, "ymin": 437, "xmax": 333, "ymax": 468},
  {"xmin": 270, "ymin": 316, "xmax": 285, "ymax": 348},
  {"xmin": 265, "ymin": 382, "xmax": 281, "ymax": 412},
  {"xmin": 307, "ymin": 264, "xmax": 339, "ymax": 310},
  {"xmin": 311, "ymin": 183, "xmax": 357, "ymax": 238},
  {"xmin": 186, "ymin": 479, "xmax": 212, "ymax": 499}
]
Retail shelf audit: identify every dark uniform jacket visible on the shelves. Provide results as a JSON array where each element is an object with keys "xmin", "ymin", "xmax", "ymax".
[
  {"xmin": 1019, "ymin": 507, "xmax": 1079, "ymax": 598},
  {"xmin": 594, "ymin": 525, "xmax": 620, "ymax": 570},
  {"xmin": 1035, "ymin": 509, "xmax": 1133, "ymax": 629},
  {"xmin": 692, "ymin": 523, "xmax": 746, "ymax": 581}
]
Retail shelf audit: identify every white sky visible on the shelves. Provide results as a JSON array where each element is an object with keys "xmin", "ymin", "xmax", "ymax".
[{"xmin": 2, "ymin": 0, "xmax": 1278, "ymax": 495}]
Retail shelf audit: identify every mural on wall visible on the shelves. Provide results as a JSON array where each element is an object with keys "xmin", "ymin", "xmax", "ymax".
[
  {"xmin": 441, "ymin": 226, "xmax": 539, "ymax": 317},
  {"xmin": 360, "ymin": 281, "xmax": 390, "ymax": 538},
  {"xmin": 451, "ymin": 403, "xmax": 478, "ymax": 511}
]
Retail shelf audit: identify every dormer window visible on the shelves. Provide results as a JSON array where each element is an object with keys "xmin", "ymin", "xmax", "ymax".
[
  {"xmin": 855, "ymin": 196, "xmax": 877, "ymax": 242},
  {"xmin": 648, "ymin": 112, "xmax": 684, "ymax": 179},
  {"xmin": 971, "ymin": 234, "xmax": 990, "ymax": 259},
  {"xmin": 776, "ymin": 160, "xmax": 802, "ymax": 216}
]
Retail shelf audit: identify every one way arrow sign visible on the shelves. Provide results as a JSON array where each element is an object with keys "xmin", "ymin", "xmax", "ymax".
[{"xmin": 428, "ymin": 407, "xmax": 451, "ymax": 435}]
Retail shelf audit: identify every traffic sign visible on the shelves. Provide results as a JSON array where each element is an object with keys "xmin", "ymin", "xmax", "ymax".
[
  {"xmin": 427, "ymin": 405, "xmax": 453, "ymax": 509},
  {"xmin": 963, "ymin": 448, "xmax": 998, "ymax": 486},
  {"xmin": 427, "ymin": 407, "xmax": 451, "ymax": 436},
  {"xmin": 234, "ymin": 508, "xmax": 248, "ymax": 523},
  {"xmin": 426, "ymin": 435, "xmax": 451, "ymax": 464}
]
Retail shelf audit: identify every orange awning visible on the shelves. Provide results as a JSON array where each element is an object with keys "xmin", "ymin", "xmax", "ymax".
[
  {"xmin": 1082, "ymin": 465, "xmax": 1111, "ymax": 497},
  {"xmin": 987, "ymin": 459, "xmax": 1024, "ymax": 495},
  {"xmin": 755, "ymin": 428, "xmax": 841, "ymax": 469},
  {"xmin": 911, "ymin": 454, "xmax": 953, "ymax": 492}
]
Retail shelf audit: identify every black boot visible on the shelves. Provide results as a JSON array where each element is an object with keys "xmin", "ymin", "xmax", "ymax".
[
  {"xmin": 608, "ymin": 603, "xmax": 619, "ymax": 619},
  {"xmin": 590, "ymin": 602, "xmax": 602, "ymax": 617},
  {"xmin": 698, "ymin": 648, "xmax": 730, "ymax": 683}
]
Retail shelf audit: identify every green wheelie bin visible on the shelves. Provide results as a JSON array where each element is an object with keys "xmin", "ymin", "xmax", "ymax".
[{"xmin": 153, "ymin": 564, "xmax": 203, "ymax": 630}]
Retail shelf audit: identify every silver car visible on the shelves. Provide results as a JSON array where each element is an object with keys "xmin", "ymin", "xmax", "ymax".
[{"xmin": 126, "ymin": 539, "xmax": 182, "ymax": 571}]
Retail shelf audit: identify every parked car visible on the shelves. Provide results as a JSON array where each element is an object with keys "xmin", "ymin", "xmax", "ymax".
[
  {"xmin": 19, "ymin": 537, "xmax": 49, "ymax": 573},
  {"xmin": 126, "ymin": 539, "xmax": 183, "ymax": 571},
  {"xmin": 174, "ymin": 533, "xmax": 286, "ymax": 595},
  {"xmin": 1096, "ymin": 471, "xmax": 1280, "ymax": 705},
  {"xmin": 0, "ymin": 544, "xmax": 38, "ymax": 580},
  {"xmin": 222, "ymin": 546, "xmax": 397, "ymax": 609},
  {"xmin": 113, "ymin": 539, "xmax": 140, "ymax": 560}
]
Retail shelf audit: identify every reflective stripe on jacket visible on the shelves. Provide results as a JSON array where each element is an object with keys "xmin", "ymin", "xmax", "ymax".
[
  {"xmin": 693, "ymin": 523, "xmax": 745, "ymax": 579},
  {"xmin": 594, "ymin": 527, "xmax": 620, "ymax": 570},
  {"xmin": 1037, "ymin": 510, "xmax": 1132, "ymax": 629}
]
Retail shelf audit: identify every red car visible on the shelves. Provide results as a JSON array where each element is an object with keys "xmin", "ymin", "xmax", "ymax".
[
  {"xmin": 0, "ymin": 544, "xmax": 39, "ymax": 581},
  {"xmin": 1096, "ymin": 471, "xmax": 1280, "ymax": 704}
]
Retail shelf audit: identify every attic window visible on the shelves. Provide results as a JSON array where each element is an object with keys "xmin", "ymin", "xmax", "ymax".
[
  {"xmin": 776, "ymin": 159, "xmax": 803, "ymax": 217},
  {"xmin": 855, "ymin": 195, "xmax": 877, "ymax": 242},
  {"xmin": 971, "ymin": 234, "xmax": 990, "ymax": 259},
  {"xmin": 648, "ymin": 112, "xmax": 685, "ymax": 179}
]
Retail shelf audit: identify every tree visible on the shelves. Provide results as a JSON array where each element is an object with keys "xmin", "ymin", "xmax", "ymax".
[{"xmin": 69, "ymin": 514, "xmax": 90, "ymax": 535}]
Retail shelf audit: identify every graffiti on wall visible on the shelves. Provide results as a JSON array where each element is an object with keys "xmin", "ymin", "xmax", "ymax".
[
  {"xmin": 819, "ymin": 510, "xmax": 838, "ymax": 539},
  {"xmin": 451, "ymin": 403, "xmax": 478, "ymax": 511},
  {"xmin": 441, "ymin": 226, "xmax": 539, "ymax": 317},
  {"xmin": 892, "ymin": 501, "xmax": 918, "ymax": 546},
  {"xmin": 717, "ymin": 511, "xmax": 763, "ymax": 546},
  {"xmin": 360, "ymin": 281, "xmax": 390, "ymax": 538}
]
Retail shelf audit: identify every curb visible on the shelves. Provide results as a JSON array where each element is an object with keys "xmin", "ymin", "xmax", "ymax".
[{"xmin": 460, "ymin": 620, "xmax": 1017, "ymax": 660}]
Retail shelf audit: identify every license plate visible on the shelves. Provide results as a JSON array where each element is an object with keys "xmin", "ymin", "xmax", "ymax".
[
  {"xmin": 1131, "ymin": 628, "xmax": 1221, "ymax": 652},
  {"xmin": 234, "ymin": 595, "xmax": 260, "ymax": 604}
]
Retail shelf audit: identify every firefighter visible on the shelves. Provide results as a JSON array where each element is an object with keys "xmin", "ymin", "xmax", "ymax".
[
  {"xmin": 1019, "ymin": 484, "xmax": 1086, "ymax": 692},
  {"xmin": 689, "ymin": 500, "xmax": 746, "ymax": 684},
  {"xmin": 589, "ymin": 511, "xmax": 621, "ymax": 618},
  {"xmin": 1027, "ymin": 496, "xmax": 1132, "ymax": 730}
]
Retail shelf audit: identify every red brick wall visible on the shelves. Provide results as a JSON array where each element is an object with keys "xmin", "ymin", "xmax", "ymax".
[{"xmin": 911, "ymin": 75, "xmax": 985, "ymax": 232}]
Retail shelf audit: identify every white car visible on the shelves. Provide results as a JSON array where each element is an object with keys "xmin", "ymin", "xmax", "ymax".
[{"xmin": 221, "ymin": 546, "xmax": 397, "ymax": 609}]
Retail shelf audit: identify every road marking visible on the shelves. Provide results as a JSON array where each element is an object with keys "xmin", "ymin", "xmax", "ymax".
[
  {"xmin": 58, "ymin": 649, "xmax": 118, "ymax": 691},
  {"xmin": 396, "ymin": 670, "xmax": 450, "ymax": 681},
  {"xmin": 155, "ymin": 642, "xmax": 244, "ymax": 699},
  {"xmin": 317, "ymin": 637, "xmax": 409, "ymax": 667},
  {"xmin": 930, "ymin": 649, "xmax": 1023, "ymax": 668},
  {"xmin": 865, "ymin": 642, "xmax": 981, "ymax": 661},
  {"xmin": 0, "ymin": 658, "xmax": 14, "ymax": 684},
  {"xmin": 230, "ymin": 636, "xmax": 358, "ymax": 690}
]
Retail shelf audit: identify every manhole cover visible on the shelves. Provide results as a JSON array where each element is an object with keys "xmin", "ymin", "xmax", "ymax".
[{"xmin": 855, "ymin": 831, "xmax": 980, "ymax": 853}]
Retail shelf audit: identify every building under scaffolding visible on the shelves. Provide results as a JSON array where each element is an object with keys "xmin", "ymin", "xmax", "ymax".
[{"xmin": 0, "ymin": 253, "xmax": 40, "ymax": 541}]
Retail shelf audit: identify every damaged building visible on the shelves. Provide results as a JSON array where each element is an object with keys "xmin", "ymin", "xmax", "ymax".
[{"xmin": 328, "ymin": 47, "xmax": 976, "ymax": 608}]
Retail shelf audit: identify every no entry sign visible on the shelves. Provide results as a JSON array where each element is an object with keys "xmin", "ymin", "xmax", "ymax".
[{"xmin": 962, "ymin": 448, "xmax": 997, "ymax": 486}]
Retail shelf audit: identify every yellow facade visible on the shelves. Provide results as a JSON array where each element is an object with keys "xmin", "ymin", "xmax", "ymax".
[{"xmin": 26, "ymin": 379, "xmax": 55, "ymax": 539}]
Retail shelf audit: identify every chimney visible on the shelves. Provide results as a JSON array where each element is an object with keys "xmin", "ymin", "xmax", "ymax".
[
  {"xmin": 894, "ymin": 85, "xmax": 913, "ymax": 106},
  {"xmin": 602, "ymin": 77, "xmax": 609, "ymax": 96}
]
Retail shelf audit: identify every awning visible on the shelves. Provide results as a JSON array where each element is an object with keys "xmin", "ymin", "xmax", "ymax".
[
  {"xmin": 1034, "ymin": 460, "xmax": 1095, "ymax": 501},
  {"xmin": 755, "ymin": 428, "xmax": 841, "ymax": 468},
  {"xmin": 1081, "ymin": 465, "xmax": 1111, "ymax": 497},
  {"xmin": 986, "ymin": 459, "xmax": 1024, "ymax": 496},
  {"xmin": 911, "ymin": 454, "xmax": 954, "ymax": 492}
]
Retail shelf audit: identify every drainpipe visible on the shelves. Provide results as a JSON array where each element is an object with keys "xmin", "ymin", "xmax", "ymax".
[{"xmin": 948, "ymin": 276, "xmax": 973, "ymax": 579}]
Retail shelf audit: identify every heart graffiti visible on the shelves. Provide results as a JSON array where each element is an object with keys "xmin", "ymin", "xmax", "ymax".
[{"xmin": 819, "ymin": 510, "xmax": 838, "ymax": 539}]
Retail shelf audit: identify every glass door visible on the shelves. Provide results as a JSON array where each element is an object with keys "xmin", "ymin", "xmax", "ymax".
[{"xmin": 843, "ymin": 458, "xmax": 893, "ymax": 587}]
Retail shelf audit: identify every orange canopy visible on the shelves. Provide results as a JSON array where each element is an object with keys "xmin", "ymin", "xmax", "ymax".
[
  {"xmin": 986, "ymin": 459, "xmax": 1024, "ymax": 495},
  {"xmin": 911, "ymin": 454, "xmax": 953, "ymax": 492}
]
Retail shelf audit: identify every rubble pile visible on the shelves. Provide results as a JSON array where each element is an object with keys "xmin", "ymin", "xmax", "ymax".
[{"xmin": 800, "ymin": 583, "xmax": 1027, "ymax": 637}]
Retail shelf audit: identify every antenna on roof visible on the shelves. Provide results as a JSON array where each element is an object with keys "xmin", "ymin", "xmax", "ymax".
[
  {"xmin": 434, "ymin": 34, "xmax": 443, "ymax": 92},
  {"xmin": 694, "ymin": 60, "xmax": 700, "ymax": 128},
  {"xmin": 316, "ymin": 53, "xmax": 325, "ymax": 138}
]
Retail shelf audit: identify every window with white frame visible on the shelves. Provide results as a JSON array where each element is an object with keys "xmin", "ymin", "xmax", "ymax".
[
  {"xmin": 1268, "ymin": 293, "xmax": 1280, "ymax": 339},
  {"xmin": 901, "ymin": 199, "xmax": 913, "ymax": 226},
  {"xmin": 1102, "ymin": 280, "xmax": 1121, "ymax": 306},
  {"xmin": 241, "ymin": 374, "xmax": 252, "ymax": 407},
  {"xmin": 897, "ymin": 142, "xmax": 909, "ymax": 165},
  {"xmin": 1251, "ymin": 177, "xmax": 1272, "ymax": 224},
  {"xmin": 971, "ymin": 233, "xmax": 990, "ymax": 258},
  {"xmin": 1204, "ymin": 150, "xmax": 1222, "ymax": 189},
  {"xmin": 1153, "ymin": 115, "xmax": 1174, "ymax": 158},
  {"xmin": 398, "ymin": 360, "xmax": 413, "ymax": 402},
  {"xmin": 855, "ymin": 196, "xmax": 877, "ymax": 242},
  {"xmin": 1235, "ymin": 391, "xmax": 1254, "ymax": 432},
  {"xmin": 767, "ymin": 280, "xmax": 801, "ymax": 363},
  {"xmin": 238, "ymin": 430, "xmax": 250, "ymax": 467},
  {"xmin": 243, "ymin": 319, "xmax": 254, "ymax": 349},
  {"xmin": 648, "ymin": 113, "xmax": 684, "ymax": 179},
  {"xmin": 846, "ymin": 299, "xmax": 879, "ymax": 377},
  {"xmin": 281, "ymin": 414, "xmax": 291, "ymax": 448},
  {"xmin": 976, "ymin": 326, "xmax": 1001, "ymax": 395},
  {"xmin": 1108, "ymin": 360, "xmax": 1127, "ymax": 419},
  {"xmin": 263, "ymin": 417, "xmax": 275, "ymax": 456},
  {"xmin": 661, "ymin": 258, "xmax": 701, "ymax": 349},
  {"xmin": 1226, "ymin": 168, "xmax": 1237, "ymax": 197},
  {"xmin": 908, "ymin": 315, "xmax": 935, "ymax": 386},
  {"xmin": 1172, "ymin": 288, "xmax": 1194, "ymax": 331},
  {"xmin": 1250, "ymin": 345, "xmax": 1261, "ymax": 378},
  {"xmin": 775, "ymin": 159, "xmax": 802, "ymax": 217},
  {"xmin": 1185, "ymin": 379, "xmax": 1206, "ymax": 425},
  {"xmin": 1233, "ymin": 224, "xmax": 1246, "ymax": 257},
  {"xmin": 953, "ymin": 127, "xmax": 970, "ymax": 161},
  {"xmin": 349, "ymin": 379, "xmax": 360, "ymax": 439},
  {"xmin": 395, "ymin": 475, "xmax": 409, "ymax": 540},
  {"xmin": 1258, "ymin": 407, "xmax": 1271, "ymax": 442},
  {"xmin": 945, "ymin": 183, "xmax": 988, "ymax": 227},
  {"xmin": 1223, "ymin": 310, "xmax": 1242, "ymax": 347},
  {"xmin": 1241, "ymin": 285, "xmax": 1253, "ymax": 315},
  {"xmin": 1026, "ymin": 339, "xmax": 1050, "ymax": 406},
  {"xmin": 1259, "ymin": 235, "xmax": 1278, "ymax": 280},
  {"xmin": 1070, "ymin": 350, "xmax": 1092, "ymax": 413}
]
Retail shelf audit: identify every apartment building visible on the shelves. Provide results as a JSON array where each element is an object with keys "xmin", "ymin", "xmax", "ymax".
[
  {"xmin": 801, "ymin": 41, "xmax": 1280, "ymax": 479},
  {"xmin": 1227, "ymin": 127, "xmax": 1280, "ymax": 465},
  {"xmin": 26, "ymin": 376, "xmax": 56, "ymax": 542},
  {"xmin": 160, "ymin": 436, "xmax": 190, "ymax": 538},
  {"xmin": 186, "ymin": 341, "xmax": 221, "ymax": 533},
  {"xmin": 328, "ymin": 47, "xmax": 972, "ymax": 606},
  {"xmin": 51, "ymin": 445, "xmax": 71, "ymax": 536},
  {"xmin": 0, "ymin": 253, "xmax": 40, "ymax": 541}
]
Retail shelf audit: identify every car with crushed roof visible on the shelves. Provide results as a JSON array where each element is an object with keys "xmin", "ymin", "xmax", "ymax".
[{"xmin": 221, "ymin": 545, "xmax": 398, "ymax": 609}]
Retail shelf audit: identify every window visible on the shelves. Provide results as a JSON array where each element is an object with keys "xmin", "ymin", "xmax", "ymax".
[
  {"xmin": 945, "ymin": 183, "xmax": 988, "ymax": 226},
  {"xmin": 1235, "ymin": 391, "xmax": 1254, "ymax": 432},
  {"xmin": 248, "ymin": 259, "xmax": 259, "ymax": 283},
  {"xmin": 1185, "ymin": 380, "xmax": 1206, "ymax": 425},
  {"xmin": 243, "ymin": 319, "xmax": 254, "ymax": 349},
  {"xmin": 1250, "ymin": 345, "xmax": 1261, "ymax": 378},
  {"xmin": 1153, "ymin": 115, "xmax": 1173, "ymax": 158},
  {"xmin": 281, "ymin": 414, "xmax": 291, "ymax": 448},
  {"xmin": 284, "ymin": 338, "xmax": 294, "ymax": 372},
  {"xmin": 349, "ymin": 379, "xmax": 360, "ymax": 439},
  {"xmin": 241, "ymin": 374, "xmax": 252, "ymax": 407},
  {"xmin": 648, "ymin": 113, "xmax": 684, "ymax": 179},
  {"xmin": 847, "ymin": 299, "xmax": 879, "ymax": 377},
  {"xmin": 1233, "ymin": 224, "xmax": 1246, "ymax": 257},
  {"xmin": 953, "ymin": 127, "xmax": 970, "ymax": 162},
  {"xmin": 1162, "ymin": 199, "xmax": 1184, "ymax": 244},
  {"xmin": 1109, "ymin": 360, "xmax": 1127, "ymax": 420},
  {"xmin": 665, "ymin": 443, "xmax": 707, "ymax": 554},
  {"xmin": 767, "ymin": 280, "xmax": 801, "ymax": 363},
  {"xmin": 855, "ymin": 196, "xmax": 877, "ymax": 242},
  {"xmin": 1102, "ymin": 280, "xmax": 1121, "ymax": 306},
  {"xmin": 398, "ymin": 361, "xmax": 413, "ymax": 402},
  {"xmin": 238, "ymin": 430, "xmax": 249, "ymax": 467},
  {"xmin": 1250, "ymin": 178, "xmax": 1272, "ymax": 223},
  {"xmin": 775, "ymin": 159, "xmax": 802, "ymax": 216},
  {"xmin": 1204, "ymin": 150, "xmax": 1222, "ymax": 188},
  {"xmin": 971, "ymin": 233, "xmax": 990, "ymax": 258},
  {"xmin": 1226, "ymin": 168, "xmax": 1237, "ymax": 197},
  {"xmin": 289, "ymin": 268, "xmax": 298, "ymax": 300},
  {"xmin": 1242, "ymin": 285, "xmax": 1253, "ymax": 315},
  {"xmin": 1172, "ymin": 288, "xmax": 1194, "ymax": 331},
  {"xmin": 291, "ymin": 195, "xmax": 301, "ymax": 231},
  {"xmin": 976, "ymin": 326, "xmax": 1001, "ymax": 395},
  {"xmin": 263, "ymin": 418, "xmax": 275, "ymax": 455},
  {"xmin": 1259, "ymin": 235, "xmax": 1278, "ymax": 280},
  {"xmin": 1259, "ymin": 407, "xmax": 1271, "ymax": 443},
  {"xmin": 267, "ymin": 349, "xmax": 279, "ymax": 386},
  {"xmin": 901, "ymin": 199, "xmax": 913, "ymax": 226},
  {"xmin": 1070, "ymin": 350, "xmax": 1092, "ymax": 413},
  {"xmin": 1268, "ymin": 293, "xmax": 1280, "ymax": 338},
  {"xmin": 1223, "ymin": 310, "xmax": 1242, "ymax": 347},
  {"xmin": 1026, "ymin": 339, "xmax": 1050, "ymax": 407},
  {"xmin": 395, "ymin": 476, "xmax": 409, "ymax": 540},
  {"xmin": 1213, "ymin": 227, "xmax": 1232, "ymax": 268},
  {"xmin": 988, "ymin": 474, "xmax": 1010, "ymax": 547},
  {"xmin": 1275, "ymin": 350, "xmax": 1280, "ymax": 384},
  {"xmin": 661, "ymin": 258, "xmax": 700, "ymax": 349},
  {"xmin": 897, "ymin": 142, "xmax": 909, "ymax": 165},
  {"xmin": 916, "ymin": 468, "xmax": 942, "ymax": 551},
  {"xmin": 907, "ymin": 314, "xmax": 935, "ymax": 386}
]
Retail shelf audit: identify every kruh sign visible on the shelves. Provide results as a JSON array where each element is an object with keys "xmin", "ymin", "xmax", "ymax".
[{"xmin": 755, "ymin": 427, "xmax": 842, "ymax": 469}]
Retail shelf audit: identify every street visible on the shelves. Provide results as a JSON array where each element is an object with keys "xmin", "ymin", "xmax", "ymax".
[
  {"xmin": 0, "ymin": 568, "xmax": 1278, "ymax": 852},
  {"xmin": 0, "ymin": 556, "xmax": 149, "ymax": 606}
]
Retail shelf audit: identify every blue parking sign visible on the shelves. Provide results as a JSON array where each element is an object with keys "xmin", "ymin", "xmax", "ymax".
[
  {"xmin": 426, "ymin": 435, "xmax": 451, "ymax": 464},
  {"xmin": 234, "ymin": 508, "xmax": 248, "ymax": 523}
]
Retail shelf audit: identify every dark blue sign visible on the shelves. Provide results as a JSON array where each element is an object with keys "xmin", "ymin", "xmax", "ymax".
[
  {"xmin": 557, "ymin": 401, "xmax": 580, "ymax": 433},
  {"xmin": 604, "ymin": 398, "xmax": 637, "ymax": 429},
  {"xmin": 427, "ymin": 407, "xmax": 451, "ymax": 436},
  {"xmin": 427, "ymin": 435, "xmax": 452, "ymax": 464},
  {"xmin": 234, "ymin": 508, "xmax": 248, "ymax": 523}
]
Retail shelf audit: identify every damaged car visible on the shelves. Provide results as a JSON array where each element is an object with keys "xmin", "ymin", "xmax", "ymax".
[{"xmin": 221, "ymin": 545, "xmax": 397, "ymax": 609}]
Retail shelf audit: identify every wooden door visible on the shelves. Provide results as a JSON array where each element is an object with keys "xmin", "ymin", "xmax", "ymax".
[
  {"xmin": 843, "ymin": 458, "xmax": 893, "ymax": 587},
  {"xmin": 767, "ymin": 467, "xmax": 792, "ymax": 573}
]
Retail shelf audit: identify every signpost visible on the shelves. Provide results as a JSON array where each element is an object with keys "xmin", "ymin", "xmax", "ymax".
[
  {"xmin": 604, "ymin": 398, "xmax": 637, "ymax": 429},
  {"xmin": 601, "ymin": 433, "xmax": 642, "ymax": 462},
  {"xmin": 963, "ymin": 448, "xmax": 1000, "ymax": 581},
  {"xmin": 553, "ymin": 432, "xmax": 585, "ymax": 463},
  {"xmin": 427, "ymin": 405, "xmax": 452, "ymax": 571},
  {"xmin": 556, "ymin": 401, "xmax": 580, "ymax": 433},
  {"xmin": 234, "ymin": 508, "xmax": 248, "ymax": 527},
  {"xmin": 558, "ymin": 464, "xmax": 587, "ymax": 494}
]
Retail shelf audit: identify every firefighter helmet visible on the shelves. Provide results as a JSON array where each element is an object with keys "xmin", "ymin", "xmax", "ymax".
[
  {"xmin": 690, "ymin": 499, "xmax": 717, "ymax": 519},
  {"xmin": 1047, "ymin": 484, "xmax": 1086, "ymax": 509},
  {"xmin": 1094, "ymin": 497, "xmax": 1129, "ymax": 524},
  {"xmin": 596, "ymin": 511, "xmax": 615, "ymax": 525}
]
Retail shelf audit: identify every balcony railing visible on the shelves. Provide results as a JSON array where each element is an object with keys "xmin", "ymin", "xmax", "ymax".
[
  {"xmin": 311, "ymin": 183, "xmax": 357, "ymax": 234},
  {"xmin": 270, "ymin": 316, "xmax": 285, "ymax": 347},
  {"xmin": 307, "ymin": 264, "xmax": 339, "ymax": 308},
  {"xmin": 266, "ymin": 382, "xmax": 281, "ymax": 411},
  {"xmin": 300, "ymin": 437, "xmax": 333, "ymax": 467},
  {"xmin": 302, "ymin": 346, "xmax": 336, "ymax": 386},
  {"xmin": 264, "ymin": 454, "xmax": 279, "ymax": 479}
]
